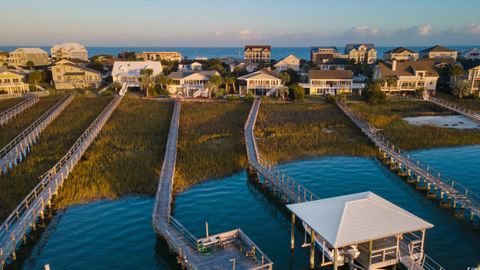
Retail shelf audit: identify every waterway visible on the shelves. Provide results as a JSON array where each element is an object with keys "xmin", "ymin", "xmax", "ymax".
[{"xmin": 16, "ymin": 146, "xmax": 480, "ymax": 270}]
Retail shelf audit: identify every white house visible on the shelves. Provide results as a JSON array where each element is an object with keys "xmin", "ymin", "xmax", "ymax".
[
  {"xmin": 230, "ymin": 59, "xmax": 258, "ymax": 73},
  {"xmin": 178, "ymin": 59, "xmax": 203, "ymax": 71},
  {"xmin": 383, "ymin": 47, "xmax": 419, "ymax": 61},
  {"xmin": 167, "ymin": 70, "xmax": 220, "ymax": 97},
  {"xmin": 112, "ymin": 61, "xmax": 162, "ymax": 87},
  {"xmin": 461, "ymin": 48, "xmax": 480, "ymax": 60},
  {"xmin": 51, "ymin": 43, "xmax": 89, "ymax": 61},
  {"xmin": 237, "ymin": 69, "xmax": 282, "ymax": 95},
  {"xmin": 274, "ymin": 54, "xmax": 301, "ymax": 72},
  {"xmin": 309, "ymin": 70, "xmax": 353, "ymax": 96},
  {"xmin": 419, "ymin": 45, "xmax": 458, "ymax": 61}
]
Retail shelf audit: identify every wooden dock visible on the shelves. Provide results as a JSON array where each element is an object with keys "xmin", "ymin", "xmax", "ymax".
[
  {"xmin": 0, "ymin": 95, "xmax": 122, "ymax": 268},
  {"xmin": 152, "ymin": 99, "xmax": 273, "ymax": 270},
  {"xmin": 427, "ymin": 96, "xmax": 480, "ymax": 123},
  {"xmin": 0, "ymin": 94, "xmax": 74, "ymax": 174},
  {"xmin": 336, "ymin": 100, "xmax": 480, "ymax": 223},
  {"xmin": 0, "ymin": 94, "xmax": 39, "ymax": 126}
]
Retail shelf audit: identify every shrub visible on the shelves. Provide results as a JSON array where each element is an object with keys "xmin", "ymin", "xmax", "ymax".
[
  {"xmin": 226, "ymin": 95, "xmax": 240, "ymax": 102},
  {"xmin": 289, "ymin": 84, "xmax": 305, "ymax": 101},
  {"xmin": 325, "ymin": 94, "xmax": 336, "ymax": 104},
  {"xmin": 243, "ymin": 92, "xmax": 255, "ymax": 102}
]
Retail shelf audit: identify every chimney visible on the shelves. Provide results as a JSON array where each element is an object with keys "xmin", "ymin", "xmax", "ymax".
[{"xmin": 392, "ymin": 60, "xmax": 397, "ymax": 71}]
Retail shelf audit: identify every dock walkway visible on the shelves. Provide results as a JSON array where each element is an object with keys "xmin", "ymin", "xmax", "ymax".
[
  {"xmin": 0, "ymin": 95, "xmax": 122, "ymax": 268},
  {"xmin": 152, "ymin": 99, "xmax": 272, "ymax": 270},
  {"xmin": 427, "ymin": 97, "xmax": 480, "ymax": 123},
  {"xmin": 0, "ymin": 94, "xmax": 39, "ymax": 126}
]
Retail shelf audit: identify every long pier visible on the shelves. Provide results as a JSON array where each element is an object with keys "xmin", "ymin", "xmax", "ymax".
[
  {"xmin": 336, "ymin": 100, "xmax": 480, "ymax": 223},
  {"xmin": 0, "ymin": 94, "xmax": 40, "ymax": 126},
  {"xmin": 0, "ymin": 95, "xmax": 122, "ymax": 268},
  {"xmin": 427, "ymin": 96, "xmax": 480, "ymax": 123},
  {"xmin": 0, "ymin": 94, "xmax": 74, "ymax": 174},
  {"xmin": 152, "ymin": 99, "xmax": 273, "ymax": 270}
]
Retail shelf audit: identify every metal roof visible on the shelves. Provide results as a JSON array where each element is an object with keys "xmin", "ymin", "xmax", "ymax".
[{"xmin": 287, "ymin": 191, "xmax": 433, "ymax": 248}]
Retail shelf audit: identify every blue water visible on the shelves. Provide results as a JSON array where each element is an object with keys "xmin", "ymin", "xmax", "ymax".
[
  {"xmin": 0, "ymin": 46, "xmax": 478, "ymax": 61},
  {"xmin": 18, "ymin": 146, "xmax": 480, "ymax": 270}
]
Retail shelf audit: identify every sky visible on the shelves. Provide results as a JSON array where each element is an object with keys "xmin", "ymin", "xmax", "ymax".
[{"xmin": 1, "ymin": 0, "xmax": 479, "ymax": 47}]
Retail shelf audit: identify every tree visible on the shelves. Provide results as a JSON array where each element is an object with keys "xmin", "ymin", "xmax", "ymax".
[
  {"xmin": 363, "ymin": 80, "xmax": 387, "ymax": 105},
  {"xmin": 385, "ymin": 76, "xmax": 398, "ymax": 93},
  {"xmin": 111, "ymin": 81, "xmax": 122, "ymax": 92},
  {"xmin": 28, "ymin": 71, "xmax": 44, "ymax": 91},
  {"xmin": 289, "ymin": 84, "xmax": 304, "ymax": 101},
  {"xmin": 156, "ymin": 74, "xmax": 172, "ymax": 90},
  {"xmin": 452, "ymin": 80, "xmax": 471, "ymax": 99},
  {"xmin": 224, "ymin": 76, "xmax": 236, "ymax": 94},
  {"xmin": 26, "ymin": 61, "xmax": 35, "ymax": 70},
  {"xmin": 139, "ymin": 68, "xmax": 154, "ymax": 96},
  {"xmin": 280, "ymin": 71, "xmax": 291, "ymax": 86},
  {"xmin": 87, "ymin": 62, "xmax": 104, "ymax": 73},
  {"xmin": 449, "ymin": 65, "xmax": 465, "ymax": 92},
  {"xmin": 207, "ymin": 75, "xmax": 223, "ymax": 97},
  {"xmin": 276, "ymin": 86, "xmax": 289, "ymax": 101}
]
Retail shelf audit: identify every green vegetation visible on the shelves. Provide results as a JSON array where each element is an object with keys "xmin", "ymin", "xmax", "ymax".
[
  {"xmin": 54, "ymin": 96, "xmax": 172, "ymax": 208},
  {"xmin": 0, "ymin": 95, "xmax": 112, "ymax": 221},
  {"xmin": 436, "ymin": 92, "xmax": 480, "ymax": 111},
  {"xmin": 349, "ymin": 98, "xmax": 480, "ymax": 150},
  {"xmin": 254, "ymin": 101, "xmax": 376, "ymax": 163},
  {"xmin": 0, "ymin": 97, "xmax": 23, "ymax": 112},
  {"xmin": 175, "ymin": 102, "xmax": 250, "ymax": 190},
  {"xmin": 0, "ymin": 95, "xmax": 64, "ymax": 147}
]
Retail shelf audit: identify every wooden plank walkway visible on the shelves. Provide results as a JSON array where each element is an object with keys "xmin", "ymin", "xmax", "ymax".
[
  {"xmin": 0, "ymin": 94, "xmax": 74, "ymax": 174},
  {"xmin": 152, "ymin": 99, "xmax": 273, "ymax": 270},
  {"xmin": 427, "ymin": 97, "xmax": 480, "ymax": 123},
  {"xmin": 0, "ymin": 95, "xmax": 123, "ymax": 268},
  {"xmin": 0, "ymin": 94, "xmax": 39, "ymax": 126},
  {"xmin": 336, "ymin": 100, "xmax": 480, "ymax": 222}
]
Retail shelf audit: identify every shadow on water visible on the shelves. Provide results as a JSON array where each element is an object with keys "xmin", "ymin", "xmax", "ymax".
[{"xmin": 154, "ymin": 236, "xmax": 182, "ymax": 270}]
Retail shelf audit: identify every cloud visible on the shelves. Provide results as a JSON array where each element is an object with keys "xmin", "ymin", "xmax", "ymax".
[
  {"xmin": 344, "ymin": 26, "xmax": 380, "ymax": 37},
  {"xmin": 465, "ymin": 23, "xmax": 480, "ymax": 34},
  {"xmin": 239, "ymin": 29, "xmax": 251, "ymax": 36},
  {"xmin": 417, "ymin": 24, "xmax": 432, "ymax": 36}
]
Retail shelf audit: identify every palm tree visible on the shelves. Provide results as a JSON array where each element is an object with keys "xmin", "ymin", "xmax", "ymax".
[
  {"xmin": 207, "ymin": 75, "xmax": 223, "ymax": 97},
  {"xmin": 139, "ymin": 68, "xmax": 154, "ymax": 96},
  {"xmin": 452, "ymin": 80, "xmax": 470, "ymax": 99},
  {"xmin": 156, "ymin": 74, "xmax": 172, "ymax": 90},
  {"xmin": 385, "ymin": 76, "xmax": 398, "ymax": 93},
  {"xmin": 280, "ymin": 71, "xmax": 291, "ymax": 86},
  {"xmin": 224, "ymin": 76, "xmax": 236, "ymax": 94},
  {"xmin": 449, "ymin": 65, "xmax": 465, "ymax": 89}
]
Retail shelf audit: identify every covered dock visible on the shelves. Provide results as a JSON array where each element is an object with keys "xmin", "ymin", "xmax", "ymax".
[{"xmin": 287, "ymin": 191, "xmax": 441, "ymax": 270}]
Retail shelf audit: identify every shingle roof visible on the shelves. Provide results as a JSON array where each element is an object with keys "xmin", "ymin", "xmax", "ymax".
[
  {"xmin": 460, "ymin": 60, "xmax": 480, "ymax": 71},
  {"xmin": 345, "ymin": 44, "xmax": 376, "ymax": 52},
  {"xmin": 237, "ymin": 69, "xmax": 280, "ymax": 80},
  {"xmin": 385, "ymin": 47, "xmax": 417, "ymax": 54},
  {"xmin": 309, "ymin": 69, "xmax": 353, "ymax": 80},
  {"xmin": 311, "ymin": 46, "xmax": 340, "ymax": 53},
  {"xmin": 377, "ymin": 60, "xmax": 439, "ymax": 77},
  {"xmin": 168, "ymin": 70, "xmax": 219, "ymax": 79},
  {"xmin": 244, "ymin": 45, "xmax": 271, "ymax": 51},
  {"xmin": 287, "ymin": 192, "xmax": 433, "ymax": 248},
  {"xmin": 12, "ymin": 48, "xmax": 48, "ymax": 54},
  {"xmin": 314, "ymin": 56, "xmax": 349, "ymax": 65},
  {"xmin": 61, "ymin": 63, "xmax": 101, "ymax": 75},
  {"xmin": 420, "ymin": 45, "xmax": 456, "ymax": 53}
]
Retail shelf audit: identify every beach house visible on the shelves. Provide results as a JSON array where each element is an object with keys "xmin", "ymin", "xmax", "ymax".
[
  {"xmin": 0, "ymin": 69, "xmax": 29, "ymax": 94},
  {"xmin": 0, "ymin": 52, "xmax": 9, "ymax": 66},
  {"xmin": 237, "ymin": 69, "xmax": 282, "ymax": 95},
  {"xmin": 460, "ymin": 48, "xmax": 480, "ymax": 60},
  {"xmin": 450, "ymin": 62, "xmax": 480, "ymax": 95},
  {"xmin": 167, "ymin": 70, "xmax": 220, "ymax": 97},
  {"xmin": 383, "ymin": 47, "xmax": 419, "ymax": 61},
  {"xmin": 345, "ymin": 44, "xmax": 377, "ymax": 64},
  {"xmin": 274, "ymin": 54, "xmax": 301, "ymax": 72},
  {"xmin": 178, "ymin": 59, "xmax": 203, "ymax": 71},
  {"xmin": 135, "ymin": 51, "xmax": 182, "ymax": 62},
  {"xmin": 244, "ymin": 45, "xmax": 271, "ymax": 63},
  {"xmin": 419, "ymin": 45, "xmax": 458, "ymax": 61},
  {"xmin": 310, "ymin": 47, "xmax": 347, "ymax": 63},
  {"xmin": 8, "ymin": 48, "xmax": 50, "ymax": 67},
  {"xmin": 308, "ymin": 70, "xmax": 353, "ymax": 95},
  {"xmin": 52, "ymin": 60, "xmax": 102, "ymax": 90},
  {"xmin": 112, "ymin": 61, "xmax": 163, "ymax": 87},
  {"xmin": 51, "ymin": 43, "xmax": 89, "ymax": 62},
  {"xmin": 230, "ymin": 59, "xmax": 258, "ymax": 73}
]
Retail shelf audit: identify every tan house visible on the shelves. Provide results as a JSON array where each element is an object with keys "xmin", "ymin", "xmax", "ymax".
[
  {"xmin": 383, "ymin": 47, "xmax": 419, "ymax": 61},
  {"xmin": 309, "ymin": 70, "xmax": 353, "ymax": 96},
  {"xmin": 244, "ymin": 45, "xmax": 271, "ymax": 63},
  {"xmin": 420, "ymin": 45, "xmax": 458, "ymax": 61},
  {"xmin": 373, "ymin": 60, "xmax": 439, "ymax": 94},
  {"xmin": 450, "ymin": 62, "xmax": 480, "ymax": 95},
  {"xmin": 167, "ymin": 70, "xmax": 220, "ymax": 97},
  {"xmin": 0, "ymin": 52, "xmax": 9, "ymax": 66},
  {"xmin": 274, "ymin": 54, "xmax": 301, "ymax": 72},
  {"xmin": 237, "ymin": 69, "xmax": 282, "ymax": 95},
  {"xmin": 345, "ymin": 44, "xmax": 377, "ymax": 64},
  {"xmin": 135, "ymin": 51, "xmax": 182, "ymax": 62},
  {"xmin": 8, "ymin": 48, "xmax": 50, "ymax": 67},
  {"xmin": 310, "ymin": 47, "xmax": 347, "ymax": 62},
  {"xmin": 0, "ymin": 69, "xmax": 29, "ymax": 94},
  {"xmin": 51, "ymin": 43, "xmax": 89, "ymax": 62},
  {"xmin": 52, "ymin": 60, "xmax": 102, "ymax": 89}
]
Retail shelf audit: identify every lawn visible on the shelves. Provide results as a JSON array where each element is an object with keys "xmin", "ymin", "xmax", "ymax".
[
  {"xmin": 254, "ymin": 100, "xmax": 376, "ymax": 164},
  {"xmin": 175, "ymin": 102, "xmax": 250, "ymax": 191},
  {"xmin": 0, "ymin": 94, "xmax": 112, "ymax": 221},
  {"xmin": 0, "ymin": 97, "xmax": 23, "ymax": 112},
  {"xmin": 54, "ymin": 95, "xmax": 173, "ymax": 208},
  {"xmin": 349, "ymin": 98, "xmax": 480, "ymax": 150},
  {"xmin": 0, "ymin": 94, "xmax": 65, "ymax": 147}
]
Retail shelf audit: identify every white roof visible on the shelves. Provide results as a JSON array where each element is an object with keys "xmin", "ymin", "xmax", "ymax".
[
  {"xmin": 51, "ymin": 43, "xmax": 87, "ymax": 51},
  {"xmin": 274, "ymin": 54, "xmax": 300, "ymax": 67},
  {"xmin": 12, "ymin": 48, "xmax": 48, "ymax": 54},
  {"xmin": 112, "ymin": 61, "xmax": 163, "ymax": 78},
  {"xmin": 287, "ymin": 192, "xmax": 433, "ymax": 248}
]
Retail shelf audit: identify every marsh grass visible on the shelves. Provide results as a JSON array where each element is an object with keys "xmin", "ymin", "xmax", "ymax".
[
  {"xmin": 0, "ymin": 95, "xmax": 64, "ymax": 147},
  {"xmin": 0, "ymin": 97, "xmax": 23, "ymax": 112},
  {"xmin": 350, "ymin": 98, "xmax": 480, "ymax": 150},
  {"xmin": 54, "ymin": 96, "xmax": 173, "ymax": 208},
  {"xmin": 175, "ymin": 102, "xmax": 250, "ymax": 191},
  {"xmin": 254, "ymin": 101, "xmax": 376, "ymax": 164},
  {"xmin": 436, "ymin": 92, "xmax": 480, "ymax": 111},
  {"xmin": 0, "ymin": 95, "xmax": 112, "ymax": 221}
]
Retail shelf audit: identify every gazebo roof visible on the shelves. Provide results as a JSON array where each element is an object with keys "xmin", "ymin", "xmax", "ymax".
[{"xmin": 287, "ymin": 192, "xmax": 433, "ymax": 248}]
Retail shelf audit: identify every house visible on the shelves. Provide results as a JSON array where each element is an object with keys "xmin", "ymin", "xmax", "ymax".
[
  {"xmin": 460, "ymin": 48, "xmax": 480, "ymax": 60},
  {"xmin": 274, "ymin": 54, "xmax": 301, "ymax": 72},
  {"xmin": 178, "ymin": 59, "xmax": 203, "ymax": 71},
  {"xmin": 419, "ymin": 45, "xmax": 458, "ymax": 61},
  {"xmin": 450, "ymin": 62, "xmax": 480, "ymax": 95},
  {"xmin": 308, "ymin": 70, "xmax": 353, "ymax": 96},
  {"xmin": 230, "ymin": 59, "xmax": 258, "ymax": 73},
  {"xmin": 0, "ymin": 69, "xmax": 29, "ymax": 94},
  {"xmin": 237, "ymin": 69, "xmax": 282, "ymax": 95},
  {"xmin": 55, "ymin": 58, "xmax": 88, "ymax": 68},
  {"xmin": 167, "ymin": 70, "xmax": 220, "ymax": 97},
  {"xmin": 112, "ymin": 61, "xmax": 163, "ymax": 87},
  {"xmin": 314, "ymin": 56, "xmax": 349, "ymax": 70},
  {"xmin": 0, "ymin": 52, "xmax": 9, "ymax": 66},
  {"xmin": 344, "ymin": 44, "xmax": 377, "ymax": 64},
  {"xmin": 383, "ymin": 47, "xmax": 419, "ymax": 61},
  {"xmin": 135, "ymin": 51, "xmax": 182, "ymax": 62},
  {"xmin": 244, "ymin": 45, "xmax": 271, "ymax": 63},
  {"xmin": 310, "ymin": 47, "xmax": 347, "ymax": 62},
  {"xmin": 373, "ymin": 60, "xmax": 439, "ymax": 94},
  {"xmin": 52, "ymin": 60, "xmax": 102, "ymax": 90},
  {"xmin": 51, "ymin": 43, "xmax": 89, "ymax": 61},
  {"xmin": 8, "ymin": 48, "xmax": 50, "ymax": 67}
]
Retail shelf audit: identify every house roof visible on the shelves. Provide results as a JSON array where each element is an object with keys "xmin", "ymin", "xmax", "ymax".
[
  {"xmin": 311, "ymin": 46, "xmax": 340, "ymax": 53},
  {"xmin": 420, "ymin": 45, "xmax": 456, "ymax": 53},
  {"xmin": 309, "ymin": 69, "xmax": 353, "ymax": 80},
  {"xmin": 179, "ymin": 59, "xmax": 203, "ymax": 65},
  {"xmin": 287, "ymin": 192, "xmax": 433, "ymax": 248},
  {"xmin": 314, "ymin": 56, "xmax": 349, "ymax": 65},
  {"xmin": 274, "ymin": 54, "xmax": 301, "ymax": 67},
  {"xmin": 0, "ymin": 52, "xmax": 9, "ymax": 57},
  {"xmin": 377, "ymin": 60, "xmax": 439, "ymax": 77},
  {"xmin": 11, "ymin": 48, "xmax": 48, "ymax": 54},
  {"xmin": 61, "ymin": 63, "xmax": 101, "ymax": 75},
  {"xmin": 237, "ymin": 69, "xmax": 281, "ymax": 80},
  {"xmin": 244, "ymin": 45, "xmax": 271, "ymax": 51},
  {"xmin": 385, "ymin": 47, "xmax": 417, "ymax": 54},
  {"xmin": 459, "ymin": 60, "xmax": 480, "ymax": 71},
  {"xmin": 236, "ymin": 59, "xmax": 258, "ymax": 67},
  {"xmin": 345, "ymin": 44, "xmax": 376, "ymax": 52},
  {"xmin": 112, "ymin": 61, "xmax": 163, "ymax": 77},
  {"xmin": 51, "ymin": 43, "xmax": 87, "ymax": 52},
  {"xmin": 167, "ymin": 70, "xmax": 219, "ymax": 79}
]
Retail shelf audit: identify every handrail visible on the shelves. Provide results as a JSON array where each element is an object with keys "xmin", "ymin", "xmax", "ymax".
[
  {"xmin": 169, "ymin": 216, "xmax": 199, "ymax": 248},
  {"xmin": 0, "ymin": 95, "xmax": 122, "ymax": 265},
  {"xmin": 428, "ymin": 97, "xmax": 480, "ymax": 122},
  {"xmin": 0, "ymin": 93, "xmax": 39, "ymax": 126},
  {"xmin": 0, "ymin": 94, "xmax": 74, "ymax": 174}
]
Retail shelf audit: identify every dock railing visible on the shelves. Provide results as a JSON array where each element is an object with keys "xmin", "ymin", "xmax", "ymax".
[
  {"xmin": 427, "ymin": 96, "xmax": 480, "ymax": 122},
  {"xmin": 0, "ymin": 95, "xmax": 122, "ymax": 267},
  {"xmin": 0, "ymin": 94, "xmax": 39, "ymax": 126}
]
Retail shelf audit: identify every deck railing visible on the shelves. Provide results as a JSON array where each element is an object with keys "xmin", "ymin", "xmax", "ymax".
[
  {"xmin": 0, "ymin": 95, "xmax": 122, "ymax": 266},
  {"xmin": 0, "ymin": 94, "xmax": 74, "ymax": 174},
  {"xmin": 428, "ymin": 97, "xmax": 480, "ymax": 122},
  {"xmin": 0, "ymin": 94, "xmax": 39, "ymax": 126}
]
